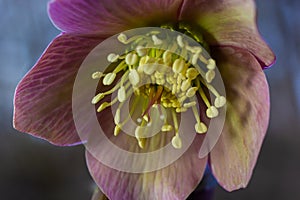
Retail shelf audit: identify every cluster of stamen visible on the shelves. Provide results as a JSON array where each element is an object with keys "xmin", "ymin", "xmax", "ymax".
[{"xmin": 91, "ymin": 29, "xmax": 226, "ymax": 149}]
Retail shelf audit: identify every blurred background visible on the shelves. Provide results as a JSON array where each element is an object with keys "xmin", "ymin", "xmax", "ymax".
[{"xmin": 0, "ymin": 0, "xmax": 299, "ymax": 199}]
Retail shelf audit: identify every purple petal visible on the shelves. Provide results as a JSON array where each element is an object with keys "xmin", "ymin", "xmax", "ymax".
[
  {"xmin": 13, "ymin": 33, "xmax": 103, "ymax": 146},
  {"xmin": 209, "ymin": 46, "xmax": 270, "ymax": 191},
  {"xmin": 48, "ymin": 0, "xmax": 183, "ymax": 36},
  {"xmin": 85, "ymin": 104, "xmax": 208, "ymax": 199},
  {"xmin": 179, "ymin": 0, "xmax": 275, "ymax": 68}
]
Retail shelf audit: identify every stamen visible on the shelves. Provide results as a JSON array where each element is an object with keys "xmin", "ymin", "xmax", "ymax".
[
  {"xmin": 128, "ymin": 69, "xmax": 140, "ymax": 86},
  {"xmin": 191, "ymin": 53, "xmax": 199, "ymax": 65},
  {"xmin": 198, "ymin": 85, "xmax": 211, "ymax": 108},
  {"xmin": 181, "ymin": 79, "xmax": 191, "ymax": 92},
  {"xmin": 205, "ymin": 70, "xmax": 215, "ymax": 83},
  {"xmin": 117, "ymin": 33, "xmax": 128, "ymax": 44},
  {"xmin": 195, "ymin": 122, "xmax": 207, "ymax": 134},
  {"xmin": 162, "ymin": 50, "xmax": 172, "ymax": 65},
  {"xmin": 206, "ymin": 58, "xmax": 216, "ymax": 70},
  {"xmin": 125, "ymin": 52, "xmax": 138, "ymax": 66},
  {"xmin": 91, "ymin": 29, "xmax": 226, "ymax": 150},
  {"xmin": 114, "ymin": 108, "xmax": 121, "ymax": 124},
  {"xmin": 161, "ymin": 124, "xmax": 173, "ymax": 132},
  {"xmin": 171, "ymin": 134, "xmax": 182, "ymax": 149},
  {"xmin": 172, "ymin": 110, "xmax": 179, "ymax": 133},
  {"xmin": 138, "ymin": 139, "xmax": 146, "ymax": 149},
  {"xmin": 172, "ymin": 58, "xmax": 185, "ymax": 74},
  {"xmin": 117, "ymin": 86, "xmax": 126, "ymax": 102},
  {"xmin": 92, "ymin": 71, "xmax": 104, "ymax": 79},
  {"xmin": 186, "ymin": 45, "xmax": 202, "ymax": 54},
  {"xmin": 91, "ymin": 93, "xmax": 105, "ymax": 104},
  {"xmin": 103, "ymin": 72, "xmax": 117, "ymax": 85},
  {"xmin": 135, "ymin": 126, "xmax": 145, "ymax": 138},
  {"xmin": 183, "ymin": 101, "xmax": 197, "ymax": 108},
  {"xmin": 114, "ymin": 125, "xmax": 121, "ymax": 136},
  {"xmin": 107, "ymin": 53, "xmax": 119, "ymax": 63},
  {"xmin": 152, "ymin": 35, "xmax": 163, "ymax": 45},
  {"xmin": 186, "ymin": 87, "xmax": 198, "ymax": 98},
  {"xmin": 136, "ymin": 46, "xmax": 148, "ymax": 57},
  {"xmin": 206, "ymin": 106, "xmax": 219, "ymax": 118},
  {"xmin": 143, "ymin": 63, "xmax": 157, "ymax": 75},
  {"xmin": 214, "ymin": 96, "xmax": 226, "ymax": 108},
  {"xmin": 97, "ymin": 97, "xmax": 118, "ymax": 112},
  {"xmin": 113, "ymin": 60, "xmax": 126, "ymax": 73},
  {"xmin": 177, "ymin": 35, "xmax": 184, "ymax": 48},
  {"xmin": 191, "ymin": 105, "xmax": 207, "ymax": 134}
]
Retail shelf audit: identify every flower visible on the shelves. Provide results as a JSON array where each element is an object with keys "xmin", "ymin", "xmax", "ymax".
[{"xmin": 13, "ymin": 0, "xmax": 275, "ymax": 199}]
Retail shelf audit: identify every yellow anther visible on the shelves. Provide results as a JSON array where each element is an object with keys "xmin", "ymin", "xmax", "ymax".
[
  {"xmin": 186, "ymin": 68, "xmax": 199, "ymax": 80},
  {"xmin": 171, "ymin": 135, "xmax": 182, "ymax": 149},
  {"xmin": 143, "ymin": 115, "xmax": 149, "ymax": 122},
  {"xmin": 117, "ymin": 86, "xmax": 126, "ymax": 102},
  {"xmin": 181, "ymin": 79, "xmax": 191, "ymax": 92},
  {"xmin": 172, "ymin": 58, "xmax": 185, "ymax": 74},
  {"xmin": 152, "ymin": 35, "xmax": 163, "ymax": 45},
  {"xmin": 135, "ymin": 126, "xmax": 145, "ymax": 138},
  {"xmin": 114, "ymin": 125, "xmax": 121, "ymax": 136},
  {"xmin": 191, "ymin": 53, "xmax": 199, "ymax": 65},
  {"xmin": 206, "ymin": 106, "xmax": 219, "ymax": 118},
  {"xmin": 177, "ymin": 35, "xmax": 184, "ymax": 48},
  {"xmin": 186, "ymin": 45, "xmax": 202, "ymax": 54},
  {"xmin": 117, "ymin": 33, "xmax": 127, "ymax": 44},
  {"xmin": 136, "ymin": 46, "xmax": 148, "ymax": 57},
  {"xmin": 103, "ymin": 72, "xmax": 116, "ymax": 85},
  {"xmin": 125, "ymin": 52, "xmax": 138, "ymax": 66},
  {"xmin": 195, "ymin": 122, "xmax": 207, "ymax": 134},
  {"xmin": 91, "ymin": 93, "xmax": 105, "ymax": 104},
  {"xmin": 91, "ymin": 71, "xmax": 104, "ymax": 79},
  {"xmin": 128, "ymin": 69, "xmax": 140, "ymax": 86},
  {"xmin": 107, "ymin": 53, "xmax": 119, "ymax": 63},
  {"xmin": 178, "ymin": 95, "xmax": 187, "ymax": 104},
  {"xmin": 183, "ymin": 101, "xmax": 197, "ymax": 108},
  {"xmin": 137, "ymin": 64, "xmax": 144, "ymax": 73},
  {"xmin": 143, "ymin": 64, "xmax": 157, "ymax": 75},
  {"xmin": 161, "ymin": 124, "xmax": 173, "ymax": 132},
  {"xmin": 139, "ymin": 55, "xmax": 149, "ymax": 66},
  {"xmin": 154, "ymin": 71, "xmax": 163, "ymax": 79},
  {"xmin": 97, "ymin": 102, "xmax": 110, "ymax": 112},
  {"xmin": 114, "ymin": 108, "xmax": 121, "ymax": 124},
  {"xmin": 207, "ymin": 58, "xmax": 216, "ymax": 70},
  {"xmin": 138, "ymin": 138, "xmax": 146, "ymax": 149},
  {"xmin": 214, "ymin": 96, "xmax": 226, "ymax": 108},
  {"xmin": 163, "ymin": 50, "xmax": 172, "ymax": 64},
  {"xmin": 156, "ymin": 78, "xmax": 165, "ymax": 85},
  {"xmin": 205, "ymin": 70, "xmax": 215, "ymax": 83},
  {"xmin": 176, "ymin": 107, "xmax": 187, "ymax": 113},
  {"xmin": 176, "ymin": 75, "xmax": 183, "ymax": 93},
  {"xmin": 186, "ymin": 87, "xmax": 198, "ymax": 98}
]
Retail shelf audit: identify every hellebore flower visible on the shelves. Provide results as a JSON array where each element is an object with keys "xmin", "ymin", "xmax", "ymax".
[{"xmin": 13, "ymin": 0, "xmax": 275, "ymax": 199}]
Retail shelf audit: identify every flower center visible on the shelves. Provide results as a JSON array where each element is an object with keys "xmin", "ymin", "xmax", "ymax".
[{"xmin": 91, "ymin": 26, "xmax": 226, "ymax": 149}]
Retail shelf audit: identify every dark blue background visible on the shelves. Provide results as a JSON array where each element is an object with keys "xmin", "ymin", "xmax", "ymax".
[{"xmin": 0, "ymin": 0, "xmax": 299, "ymax": 199}]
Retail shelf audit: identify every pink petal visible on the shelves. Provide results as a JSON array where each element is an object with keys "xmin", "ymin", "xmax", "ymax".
[
  {"xmin": 209, "ymin": 46, "xmax": 270, "ymax": 191},
  {"xmin": 179, "ymin": 0, "xmax": 275, "ymax": 68},
  {"xmin": 86, "ymin": 145, "xmax": 207, "ymax": 200},
  {"xmin": 85, "ymin": 103, "xmax": 208, "ymax": 199},
  {"xmin": 13, "ymin": 33, "xmax": 103, "ymax": 146},
  {"xmin": 48, "ymin": 0, "xmax": 183, "ymax": 36}
]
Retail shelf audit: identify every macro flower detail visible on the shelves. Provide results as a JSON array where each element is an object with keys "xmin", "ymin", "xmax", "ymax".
[
  {"xmin": 90, "ymin": 28, "xmax": 226, "ymax": 150},
  {"xmin": 13, "ymin": 0, "xmax": 275, "ymax": 200}
]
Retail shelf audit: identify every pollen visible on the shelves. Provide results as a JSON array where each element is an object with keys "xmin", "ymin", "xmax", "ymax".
[{"xmin": 90, "ymin": 29, "xmax": 226, "ymax": 149}]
